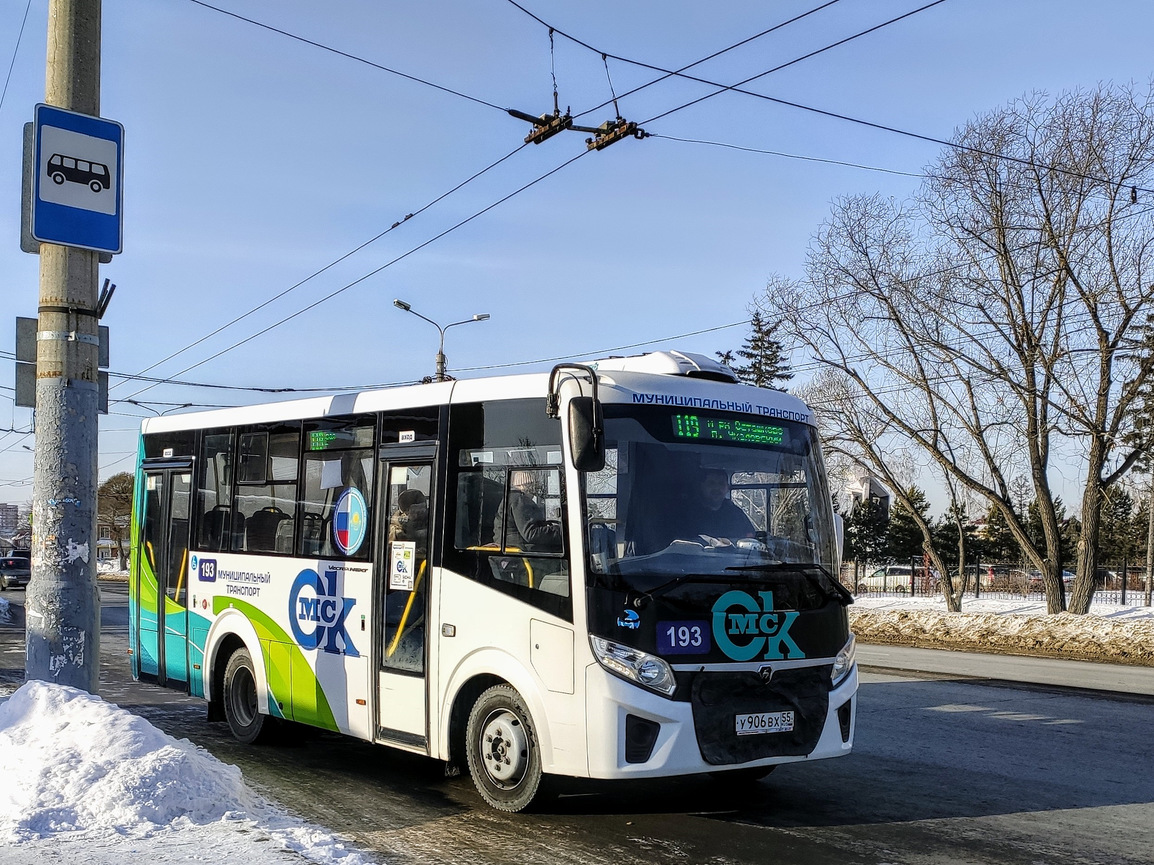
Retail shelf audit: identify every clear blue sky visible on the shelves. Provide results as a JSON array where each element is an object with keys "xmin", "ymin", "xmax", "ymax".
[{"xmin": 1, "ymin": 0, "xmax": 1152, "ymax": 506}]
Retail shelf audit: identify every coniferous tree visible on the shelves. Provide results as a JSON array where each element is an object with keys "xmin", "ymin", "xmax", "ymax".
[
  {"xmin": 720, "ymin": 311, "xmax": 792, "ymax": 390},
  {"xmin": 884, "ymin": 487, "xmax": 931, "ymax": 562},
  {"xmin": 844, "ymin": 497, "xmax": 889, "ymax": 566}
]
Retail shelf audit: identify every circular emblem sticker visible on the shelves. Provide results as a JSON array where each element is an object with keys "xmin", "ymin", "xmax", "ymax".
[{"xmin": 332, "ymin": 487, "xmax": 368, "ymax": 555}]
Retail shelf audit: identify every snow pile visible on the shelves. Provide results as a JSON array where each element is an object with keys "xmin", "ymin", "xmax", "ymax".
[
  {"xmin": 0, "ymin": 597, "xmax": 10, "ymax": 624},
  {"xmin": 0, "ymin": 681, "xmax": 370, "ymax": 863},
  {"xmin": 851, "ymin": 596, "xmax": 1154, "ymax": 665}
]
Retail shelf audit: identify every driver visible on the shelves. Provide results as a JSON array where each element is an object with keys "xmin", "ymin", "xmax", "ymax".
[
  {"xmin": 687, "ymin": 468, "xmax": 756, "ymax": 543},
  {"xmin": 495, "ymin": 470, "xmax": 563, "ymax": 553}
]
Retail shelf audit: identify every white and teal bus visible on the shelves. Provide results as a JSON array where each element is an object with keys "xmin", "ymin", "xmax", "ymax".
[{"xmin": 130, "ymin": 351, "xmax": 857, "ymax": 811}]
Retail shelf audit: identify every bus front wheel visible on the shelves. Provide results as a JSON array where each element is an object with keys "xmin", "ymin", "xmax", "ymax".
[
  {"xmin": 223, "ymin": 648, "xmax": 274, "ymax": 744},
  {"xmin": 465, "ymin": 684, "xmax": 543, "ymax": 812}
]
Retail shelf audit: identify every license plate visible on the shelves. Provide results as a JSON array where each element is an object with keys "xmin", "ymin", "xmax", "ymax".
[{"xmin": 735, "ymin": 711, "xmax": 794, "ymax": 736}]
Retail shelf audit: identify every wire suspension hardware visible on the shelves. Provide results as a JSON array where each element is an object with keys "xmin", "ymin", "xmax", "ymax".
[
  {"xmin": 585, "ymin": 117, "xmax": 647, "ymax": 151},
  {"xmin": 508, "ymin": 106, "xmax": 647, "ymax": 150},
  {"xmin": 508, "ymin": 107, "xmax": 573, "ymax": 145},
  {"xmin": 508, "ymin": 31, "xmax": 646, "ymax": 150}
]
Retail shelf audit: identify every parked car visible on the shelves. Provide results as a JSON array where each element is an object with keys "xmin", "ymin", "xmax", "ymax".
[
  {"xmin": 1026, "ymin": 570, "xmax": 1075, "ymax": 592},
  {"xmin": 0, "ymin": 554, "xmax": 31, "ymax": 590},
  {"xmin": 857, "ymin": 564, "xmax": 941, "ymax": 593}
]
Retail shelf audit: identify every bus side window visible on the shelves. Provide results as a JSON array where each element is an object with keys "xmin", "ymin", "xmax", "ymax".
[
  {"xmin": 297, "ymin": 415, "xmax": 376, "ymax": 560},
  {"xmin": 454, "ymin": 471, "xmax": 503, "ymax": 548},
  {"xmin": 232, "ymin": 423, "xmax": 300, "ymax": 555},
  {"xmin": 196, "ymin": 429, "xmax": 236, "ymax": 552},
  {"xmin": 446, "ymin": 399, "xmax": 572, "ymax": 621}
]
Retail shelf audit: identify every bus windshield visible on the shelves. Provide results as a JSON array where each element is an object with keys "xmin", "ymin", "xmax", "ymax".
[{"xmin": 583, "ymin": 404, "xmax": 840, "ymax": 593}]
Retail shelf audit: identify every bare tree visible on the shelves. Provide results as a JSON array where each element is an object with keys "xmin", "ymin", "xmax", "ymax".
[
  {"xmin": 98, "ymin": 472, "xmax": 134, "ymax": 570},
  {"xmin": 765, "ymin": 84, "xmax": 1154, "ymax": 614},
  {"xmin": 800, "ymin": 370, "xmax": 963, "ymax": 608}
]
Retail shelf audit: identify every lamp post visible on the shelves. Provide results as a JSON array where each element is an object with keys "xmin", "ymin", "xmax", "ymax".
[{"xmin": 393, "ymin": 299, "xmax": 490, "ymax": 382}]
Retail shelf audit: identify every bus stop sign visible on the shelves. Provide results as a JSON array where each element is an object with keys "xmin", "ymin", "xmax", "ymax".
[{"xmin": 30, "ymin": 103, "xmax": 123, "ymax": 254}]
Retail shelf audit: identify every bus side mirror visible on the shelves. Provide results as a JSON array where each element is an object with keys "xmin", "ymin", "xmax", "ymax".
[
  {"xmin": 568, "ymin": 397, "xmax": 605, "ymax": 472},
  {"xmin": 833, "ymin": 513, "xmax": 844, "ymax": 566}
]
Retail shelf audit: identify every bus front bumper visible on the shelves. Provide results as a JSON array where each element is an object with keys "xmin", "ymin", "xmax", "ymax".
[{"xmin": 583, "ymin": 662, "xmax": 858, "ymax": 779}]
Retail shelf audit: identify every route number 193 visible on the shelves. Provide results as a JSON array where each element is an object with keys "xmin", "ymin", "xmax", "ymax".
[{"xmin": 657, "ymin": 620, "xmax": 711, "ymax": 655}]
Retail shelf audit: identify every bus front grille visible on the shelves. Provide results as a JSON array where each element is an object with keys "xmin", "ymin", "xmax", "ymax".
[{"xmin": 689, "ymin": 667, "xmax": 830, "ymax": 765}]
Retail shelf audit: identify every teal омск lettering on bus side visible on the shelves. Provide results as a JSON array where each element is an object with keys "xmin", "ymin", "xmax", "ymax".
[
  {"xmin": 711, "ymin": 590, "xmax": 802, "ymax": 661},
  {"xmin": 289, "ymin": 567, "xmax": 360, "ymax": 656}
]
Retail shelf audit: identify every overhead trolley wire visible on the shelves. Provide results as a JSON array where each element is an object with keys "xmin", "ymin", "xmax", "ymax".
[
  {"xmin": 0, "ymin": 0, "xmax": 33, "ymax": 117},
  {"xmin": 455, "ymin": 319, "xmax": 750, "ymax": 373},
  {"xmin": 637, "ymin": 38, "xmax": 1154, "ymax": 196},
  {"xmin": 118, "ymin": 148, "xmax": 594, "ymax": 404},
  {"xmin": 635, "ymin": 0, "xmax": 950, "ymax": 124},
  {"xmin": 503, "ymin": 0, "xmax": 846, "ymax": 121},
  {"xmin": 114, "ymin": 2, "xmax": 1153, "ymax": 402},
  {"xmin": 184, "ymin": 0, "xmax": 506, "ymax": 112},
  {"xmin": 114, "ymin": 141, "xmax": 530, "ymax": 393},
  {"xmin": 651, "ymin": 134, "xmax": 926, "ymax": 179},
  {"xmin": 134, "ymin": 0, "xmax": 939, "ymax": 397},
  {"xmin": 510, "ymin": 0, "xmax": 1154, "ymax": 198}
]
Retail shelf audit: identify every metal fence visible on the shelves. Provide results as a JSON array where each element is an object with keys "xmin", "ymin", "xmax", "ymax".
[{"xmin": 842, "ymin": 560, "xmax": 1154, "ymax": 608}]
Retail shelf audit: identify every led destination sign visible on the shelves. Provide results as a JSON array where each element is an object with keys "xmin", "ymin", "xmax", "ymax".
[{"xmin": 673, "ymin": 414, "xmax": 786, "ymax": 445}]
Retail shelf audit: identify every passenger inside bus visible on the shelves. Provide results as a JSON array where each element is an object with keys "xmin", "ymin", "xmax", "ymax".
[{"xmin": 388, "ymin": 488, "xmax": 429, "ymax": 556}]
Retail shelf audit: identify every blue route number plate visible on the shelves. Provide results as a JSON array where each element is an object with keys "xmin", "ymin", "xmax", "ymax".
[{"xmin": 735, "ymin": 710, "xmax": 794, "ymax": 736}]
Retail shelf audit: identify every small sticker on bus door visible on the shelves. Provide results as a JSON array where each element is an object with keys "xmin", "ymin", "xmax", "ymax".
[{"xmin": 389, "ymin": 541, "xmax": 416, "ymax": 591}]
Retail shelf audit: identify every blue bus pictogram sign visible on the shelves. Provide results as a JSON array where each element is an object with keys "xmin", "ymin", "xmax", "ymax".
[{"xmin": 31, "ymin": 103, "xmax": 124, "ymax": 254}]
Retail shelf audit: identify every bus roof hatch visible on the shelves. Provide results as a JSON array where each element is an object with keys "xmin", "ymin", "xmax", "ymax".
[{"xmin": 590, "ymin": 351, "xmax": 739, "ymax": 383}]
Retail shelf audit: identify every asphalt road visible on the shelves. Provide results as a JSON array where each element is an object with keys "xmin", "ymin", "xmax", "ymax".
[{"xmin": 2, "ymin": 583, "xmax": 1152, "ymax": 865}]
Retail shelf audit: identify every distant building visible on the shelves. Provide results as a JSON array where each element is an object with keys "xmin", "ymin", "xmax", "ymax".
[
  {"xmin": 96, "ymin": 515, "xmax": 130, "ymax": 568},
  {"xmin": 847, "ymin": 474, "xmax": 890, "ymax": 520},
  {"xmin": 0, "ymin": 503, "xmax": 24, "ymax": 552},
  {"xmin": 0, "ymin": 503, "xmax": 18, "ymax": 536}
]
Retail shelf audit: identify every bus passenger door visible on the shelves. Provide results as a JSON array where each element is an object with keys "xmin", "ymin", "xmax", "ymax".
[
  {"xmin": 136, "ymin": 461, "xmax": 193, "ymax": 689},
  {"xmin": 375, "ymin": 456, "xmax": 433, "ymax": 748}
]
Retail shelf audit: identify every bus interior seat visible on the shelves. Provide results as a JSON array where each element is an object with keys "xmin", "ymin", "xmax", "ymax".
[
  {"xmin": 536, "ymin": 571, "xmax": 569, "ymax": 597},
  {"xmin": 301, "ymin": 511, "xmax": 323, "ymax": 555},
  {"xmin": 246, "ymin": 506, "xmax": 289, "ymax": 552},
  {"xmin": 274, "ymin": 518, "xmax": 295, "ymax": 554},
  {"xmin": 201, "ymin": 504, "xmax": 242, "ymax": 550}
]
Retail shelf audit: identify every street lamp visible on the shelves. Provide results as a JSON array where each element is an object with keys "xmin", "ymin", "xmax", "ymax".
[{"xmin": 393, "ymin": 299, "xmax": 490, "ymax": 382}]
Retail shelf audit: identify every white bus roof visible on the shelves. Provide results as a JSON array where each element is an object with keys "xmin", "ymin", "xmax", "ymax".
[{"xmin": 140, "ymin": 351, "xmax": 815, "ymax": 435}]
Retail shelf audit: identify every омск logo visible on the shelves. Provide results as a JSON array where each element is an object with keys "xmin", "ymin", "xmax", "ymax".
[
  {"xmin": 289, "ymin": 568, "xmax": 360, "ymax": 656},
  {"xmin": 711, "ymin": 590, "xmax": 802, "ymax": 661}
]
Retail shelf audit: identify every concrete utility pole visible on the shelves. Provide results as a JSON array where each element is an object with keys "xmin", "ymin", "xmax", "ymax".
[{"xmin": 26, "ymin": 0, "xmax": 102, "ymax": 693}]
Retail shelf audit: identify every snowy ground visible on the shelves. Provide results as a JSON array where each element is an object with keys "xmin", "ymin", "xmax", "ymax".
[
  {"xmin": 852, "ymin": 594, "xmax": 1154, "ymax": 665},
  {"xmin": 0, "ymin": 681, "xmax": 372, "ymax": 865}
]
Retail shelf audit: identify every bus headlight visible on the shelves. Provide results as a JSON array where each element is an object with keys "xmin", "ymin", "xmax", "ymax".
[
  {"xmin": 831, "ymin": 634, "xmax": 856, "ymax": 687},
  {"xmin": 590, "ymin": 636, "xmax": 676, "ymax": 697}
]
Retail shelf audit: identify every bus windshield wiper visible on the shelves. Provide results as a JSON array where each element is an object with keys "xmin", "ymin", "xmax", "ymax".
[
  {"xmin": 724, "ymin": 563, "xmax": 853, "ymax": 605},
  {"xmin": 637, "ymin": 572, "xmax": 742, "ymax": 602}
]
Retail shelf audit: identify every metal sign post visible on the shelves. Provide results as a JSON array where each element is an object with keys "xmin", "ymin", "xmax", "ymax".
[{"xmin": 25, "ymin": 0, "xmax": 109, "ymax": 695}]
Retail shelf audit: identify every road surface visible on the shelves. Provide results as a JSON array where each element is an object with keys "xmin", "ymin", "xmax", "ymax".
[{"xmin": 2, "ymin": 582, "xmax": 1151, "ymax": 864}]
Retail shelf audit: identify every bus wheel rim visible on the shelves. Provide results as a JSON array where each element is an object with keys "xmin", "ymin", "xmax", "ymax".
[{"xmin": 479, "ymin": 709, "xmax": 528, "ymax": 787}]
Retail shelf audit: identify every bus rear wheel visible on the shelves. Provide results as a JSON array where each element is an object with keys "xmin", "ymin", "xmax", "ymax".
[
  {"xmin": 223, "ymin": 648, "xmax": 275, "ymax": 744},
  {"xmin": 466, "ymin": 684, "xmax": 543, "ymax": 812}
]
